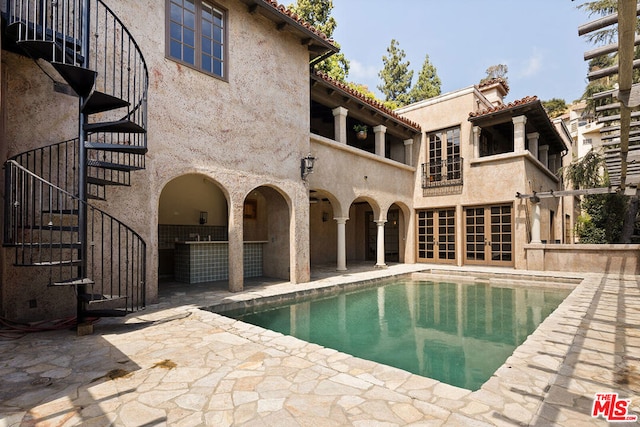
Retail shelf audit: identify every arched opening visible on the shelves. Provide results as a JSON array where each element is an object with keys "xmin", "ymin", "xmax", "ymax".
[
  {"xmin": 347, "ymin": 198, "xmax": 379, "ymax": 264},
  {"xmin": 308, "ymin": 189, "xmax": 339, "ymax": 267},
  {"xmin": 157, "ymin": 174, "xmax": 228, "ymax": 284},
  {"xmin": 244, "ymin": 186, "xmax": 291, "ymax": 281},
  {"xmin": 386, "ymin": 202, "xmax": 410, "ymax": 263}
]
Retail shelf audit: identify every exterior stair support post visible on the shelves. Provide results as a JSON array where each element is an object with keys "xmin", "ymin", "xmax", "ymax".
[{"xmin": 77, "ymin": 0, "xmax": 92, "ymax": 327}]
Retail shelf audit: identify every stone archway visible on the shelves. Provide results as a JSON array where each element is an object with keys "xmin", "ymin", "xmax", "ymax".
[
  {"xmin": 244, "ymin": 186, "xmax": 291, "ymax": 281},
  {"xmin": 157, "ymin": 174, "xmax": 229, "ymax": 284}
]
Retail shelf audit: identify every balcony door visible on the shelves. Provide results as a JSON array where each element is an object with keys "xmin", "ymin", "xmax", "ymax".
[
  {"xmin": 464, "ymin": 204, "xmax": 513, "ymax": 267},
  {"xmin": 417, "ymin": 208, "xmax": 456, "ymax": 264}
]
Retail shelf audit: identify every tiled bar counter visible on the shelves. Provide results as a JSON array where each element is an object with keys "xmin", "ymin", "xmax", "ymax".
[{"xmin": 174, "ymin": 241, "xmax": 267, "ymax": 283}]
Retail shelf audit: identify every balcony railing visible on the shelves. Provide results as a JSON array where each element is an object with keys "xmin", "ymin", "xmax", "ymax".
[{"xmin": 421, "ymin": 157, "xmax": 463, "ymax": 188}]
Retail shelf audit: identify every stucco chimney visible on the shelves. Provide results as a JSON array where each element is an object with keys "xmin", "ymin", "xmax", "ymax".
[{"xmin": 477, "ymin": 78, "xmax": 509, "ymax": 106}]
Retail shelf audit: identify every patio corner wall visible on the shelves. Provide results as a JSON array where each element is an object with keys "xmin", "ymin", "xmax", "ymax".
[{"xmin": 525, "ymin": 244, "xmax": 640, "ymax": 275}]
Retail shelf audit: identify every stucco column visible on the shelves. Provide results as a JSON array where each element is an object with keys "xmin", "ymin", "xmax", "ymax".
[
  {"xmin": 375, "ymin": 219, "xmax": 387, "ymax": 268},
  {"xmin": 335, "ymin": 217, "xmax": 348, "ymax": 271},
  {"xmin": 374, "ymin": 125, "xmax": 387, "ymax": 157},
  {"xmin": 472, "ymin": 126, "xmax": 480, "ymax": 159},
  {"xmin": 527, "ymin": 132, "xmax": 539, "ymax": 160},
  {"xmin": 404, "ymin": 139, "xmax": 414, "ymax": 165},
  {"xmin": 290, "ymin": 190, "xmax": 310, "ymax": 284},
  {"xmin": 332, "ymin": 106, "xmax": 348, "ymax": 144},
  {"xmin": 539, "ymin": 145, "xmax": 549, "ymax": 169},
  {"xmin": 531, "ymin": 200, "xmax": 542, "ymax": 244},
  {"xmin": 228, "ymin": 201, "xmax": 244, "ymax": 292},
  {"xmin": 513, "ymin": 116, "xmax": 527, "ymax": 153},
  {"xmin": 549, "ymin": 154, "xmax": 557, "ymax": 173}
]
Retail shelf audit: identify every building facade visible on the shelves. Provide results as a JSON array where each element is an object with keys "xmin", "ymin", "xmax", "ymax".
[{"xmin": 0, "ymin": 0, "xmax": 571, "ymax": 322}]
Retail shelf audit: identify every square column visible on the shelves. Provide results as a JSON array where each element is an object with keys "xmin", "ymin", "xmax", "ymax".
[
  {"xmin": 472, "ymin": 126, "xmax": 480, "ymax": 159},
  {"xmin": 513, "ymin": 116, "xmax": 527, "ymax": 153},
  {"xmin": 332, "ymin": 107, "xmax": 348, "ymax": 144},
  {"xmin": 539, "ymin": 145, "xmax": 549, "ymax": 169},
  {"xmin": 228, "ymin": 201, "xmax": 244, "ymax": 292},
  {"xmin": 549, "ymin": 154, "xmax": 558, "ymax": 173},
  {"xmin": 374, "ymin": 125, "xmax": 387, "ymax": 157},
  {"xmin": 404, "ymin": 139, "xmax": 414, "ymax": 165},
  {"xmin": 527, "ymin": 132, "xmax": 539, "ymax": 160}
]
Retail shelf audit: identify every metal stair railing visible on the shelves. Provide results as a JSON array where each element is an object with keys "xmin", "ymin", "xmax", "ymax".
[
  {"xmin": 6, "ymin": 0, "xmax": 148, "ymax": 151},
  {"xmin": 4, "ymin": 160, "xmax": 146, "ymax": 312}
]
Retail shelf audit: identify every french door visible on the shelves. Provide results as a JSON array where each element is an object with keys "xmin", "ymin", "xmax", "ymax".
[
  {"xmin": 464, "ymin": 204, "xmax": 513, "ymax": 266},
  {"xmin": 417, "ymin": 208, "xmax": 456, "ymax": 264}
]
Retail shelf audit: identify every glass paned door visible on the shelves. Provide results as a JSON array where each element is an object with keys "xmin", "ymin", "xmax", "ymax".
[
  {"xmin": 417, "ymin": 209, "xmax": 456, "ymax": 263},
  {"xmin": 465, "ymin": 204, "xmax": 513, "ymax": 266}
]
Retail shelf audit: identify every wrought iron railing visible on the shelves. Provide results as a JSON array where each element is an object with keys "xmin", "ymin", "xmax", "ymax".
[
  {"xmin": 4, "ymin": 160, "xmax": 145, "ymax": 312},
  {"xmin": 421, "ymin": 157, "xmax": 464, "ymax": 188},
  {"xmin": 6, "ymin": 0, "xmax": 148, "ymax": 151}
]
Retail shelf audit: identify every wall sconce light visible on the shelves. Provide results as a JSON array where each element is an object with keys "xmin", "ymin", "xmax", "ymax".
[
  {"xmin": 199, "ymin": 211, "xmax": 208, "ymax": 224},
  {"xmin": 301, "ymin": 154, "xmax": 316, "ymax": 180}
]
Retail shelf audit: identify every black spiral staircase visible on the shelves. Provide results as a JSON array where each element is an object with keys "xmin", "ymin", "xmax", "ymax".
[{"xmin": 2, "ymin": 0, "xmax": 147, "ymax": 324}]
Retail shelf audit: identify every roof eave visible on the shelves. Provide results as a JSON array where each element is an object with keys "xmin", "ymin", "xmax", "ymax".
[
  {"xmin": 238, "ymin": 0, "xmax": 339, "ymax": 61},
  {"xmin": 311, "ymin": 73, "xmax": 422, "ymax": 135}
]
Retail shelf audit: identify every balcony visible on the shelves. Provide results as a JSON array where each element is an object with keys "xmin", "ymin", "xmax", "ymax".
[{"xmin": 421, "ymin": 157, "xmax": 464, "ymax": 188}]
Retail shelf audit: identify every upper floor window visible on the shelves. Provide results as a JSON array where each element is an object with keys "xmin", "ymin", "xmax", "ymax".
[
  {"xmin": 167, "ymin": 0, "xmax": 226, "ymax": 78},
  {"xmin": 423, "ymin": 126, "xmax": 463, "ymax": 188}
]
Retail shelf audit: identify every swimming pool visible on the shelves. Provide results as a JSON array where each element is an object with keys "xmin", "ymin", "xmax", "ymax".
[{"xmin": 216, "ymin": 276, "xmax": 571, "ymax": 391}]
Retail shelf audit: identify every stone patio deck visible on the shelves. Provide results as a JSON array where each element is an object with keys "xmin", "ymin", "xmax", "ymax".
[{"xmin": 1, "ymin": 264, "xmax": 638, "ymax": 426}]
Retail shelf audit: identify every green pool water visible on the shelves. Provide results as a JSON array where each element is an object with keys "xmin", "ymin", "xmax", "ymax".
[{"xmin": 227, "ymin": 278, "xmax": 571, "ymax": 390}]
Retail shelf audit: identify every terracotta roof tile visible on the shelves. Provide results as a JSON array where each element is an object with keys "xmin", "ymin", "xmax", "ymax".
[
  {"xmin": 469, "ymin": 95, "xmax": 538, "ymax": 118},
  {"xmin": 477, "ymin": 77, "xmax": 510, "ymax": 94},
  {"xmin": 262, "ymin": 0, "xmax": 335, "ymax": 46},
  {"xmin": 314, "ymin": 71, "xmax": 422, "ymax": 131}
]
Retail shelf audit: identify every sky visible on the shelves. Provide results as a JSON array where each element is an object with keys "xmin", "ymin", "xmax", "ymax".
[{"xmin": 330, "ymin": 0, "xmax": 596, "ymax": 104}]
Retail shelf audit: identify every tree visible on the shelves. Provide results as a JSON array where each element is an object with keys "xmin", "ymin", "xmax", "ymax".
[
  {"xmin": 542, "ymin": 98, "xmax": 568, "ymax": 119},
  {"xmin": 562, "ymin": 150, "xmax": 627, "ymax": 243},
  {"xmin": 408, "ymin": 54, "xmax": 441, "ymax": 103},
  {"xmin": 577, "ymin": 0, "xmax": 618, "ymax": 44},
  {"xmin": 378, "ymin": 39, "xmax": 413, "ymax": 107},
  {"xmin": 480, "ymin": 64, "xmax": 508, "ymax": 84},
  {"xmin": 288, "ymin": 0, "xmax": 350, "ymax": 81}
]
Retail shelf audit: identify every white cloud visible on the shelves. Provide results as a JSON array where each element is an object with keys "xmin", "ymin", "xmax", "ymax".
[
  {"xmin": 349, "ymin": 59, "xmax": 379, "ymax": 82},
  {"xmin": 518, "ymin": 49, "xmax": 543, "ymax": 78}
]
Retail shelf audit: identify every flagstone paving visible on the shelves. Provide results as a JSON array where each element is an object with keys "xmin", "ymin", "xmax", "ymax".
[{"xmin": 0, "ymin": 264, "xmax": 638, "ymax": 426}]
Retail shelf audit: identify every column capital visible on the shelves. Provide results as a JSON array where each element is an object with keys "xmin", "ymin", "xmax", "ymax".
[
  {"xmin": 539, "ymin": 144, "xmax": 549, "ymax": 152},
  {"xmin": 473, "ymin": 125, "xmax": 480, "ymax": 135},
  {"xmin": 334, "ymin": 217, "xmax": 349, "ymax": 224},
  {"xmin": 526, "ymin": 132, "xmax": 540, "ymax": 140},
  {"xmin": 332, "ymin": 106, "xmax": 348, "ymax": 117},
  {"xmin": 374, "ymin": 219, "xmax": 387, "ymax": 226},
  {"xmin": 403, "ymin": 138, "xmax": 413, "ymax": 146},
  {"xmin": 373, "ymin": 124, "xmax": 387, "ymax": 133},
  {"xmin": 512, "ymin": 115, "xmax": 527, "ymax": 125}
]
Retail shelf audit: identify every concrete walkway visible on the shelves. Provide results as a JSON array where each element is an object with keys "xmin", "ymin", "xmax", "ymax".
[{"xmin": 0, "ymin": 264, "xmax": 638, "ymax": 426}]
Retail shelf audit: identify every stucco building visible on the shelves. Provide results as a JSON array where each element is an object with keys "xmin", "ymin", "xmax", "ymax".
[{"xmin": 0, "ymin": 0, "xmax": 572, "ymax": 322}]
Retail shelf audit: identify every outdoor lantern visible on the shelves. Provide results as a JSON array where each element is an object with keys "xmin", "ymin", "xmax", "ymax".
[
  {"xmin": 199, "ymin": 211, "xmax": 208, "ymax": 224},
  {"xmin": 301, "ymin": 154, "xmax": 316, "ymax": 180}
]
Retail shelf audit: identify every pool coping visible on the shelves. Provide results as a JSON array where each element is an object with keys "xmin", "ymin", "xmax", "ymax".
[{"xmin": 198, "ymin": 267, "xmax": 595, "ymax": 425}]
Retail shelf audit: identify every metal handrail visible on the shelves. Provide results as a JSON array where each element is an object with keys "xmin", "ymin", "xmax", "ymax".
[
  {"xmin": 4, "ymin": 160, "xmax": 146, "ymax": 311},
  {"xmin": 7, "ymin": 0, "xmax": 148, "ymax": 150}
]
